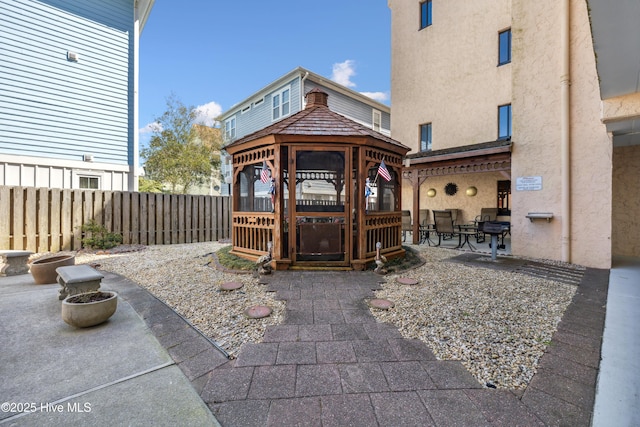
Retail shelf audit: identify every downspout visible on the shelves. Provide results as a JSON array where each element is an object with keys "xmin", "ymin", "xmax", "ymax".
[
  {"xmin": 560, "ymin": 0, "xmax": 571, "ymax": 262},
  {"xmin": 300, "ymin": 71, "xmax": 309, "ymax": 110},
  {"xmin": 132, "ymin": 6, "xmax": 141, "ymax": 192}
]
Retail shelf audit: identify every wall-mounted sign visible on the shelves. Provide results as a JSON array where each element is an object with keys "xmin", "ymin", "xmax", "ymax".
[{"xmin": 516, "ymin": 176, "xmax": 542, "ymax": 191}]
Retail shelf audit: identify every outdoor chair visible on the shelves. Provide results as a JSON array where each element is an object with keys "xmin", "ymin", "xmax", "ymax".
[
  {"xmin": 418, "ymin": 209, "xmax": 433, "ymax": 244},
  {"xmin": 433, "ymin": 210, "xmax": 458, "ymax": 245},
  {"xmin": 401, "ymin": 210, "xmax": 412, "ymax": 241}
]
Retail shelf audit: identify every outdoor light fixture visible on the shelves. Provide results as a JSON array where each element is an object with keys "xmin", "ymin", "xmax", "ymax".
[
  {"xmin": 466, "ymin": 186, "xmax": 477, "ymax": 197},
  {"xmin": 427, "ymin": 188, "xmax": 436, "ymax": 197},
  {"xmin": 67, "ymin": 51, "xmax": 79, "ymax": 62}
]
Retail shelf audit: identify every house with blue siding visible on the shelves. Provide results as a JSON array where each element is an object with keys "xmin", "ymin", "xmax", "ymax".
[
  {"xmin": 217, "ymin": 66, "xmax": 391, "ymax": 195},
  {"xmin": 0, "ymin": 0, "xmax": 154, "ymax": 191}
]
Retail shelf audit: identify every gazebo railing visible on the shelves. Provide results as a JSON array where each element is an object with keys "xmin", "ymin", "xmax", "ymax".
[
  {"xmin": 232, "ymin": 213, "xmax": 274, "ymax": 256},
  {"xmin": 363, "ymin": 212, "xmax": 403, "ymax": 258}
]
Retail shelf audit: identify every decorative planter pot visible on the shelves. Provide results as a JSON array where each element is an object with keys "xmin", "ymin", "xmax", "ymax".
[
  {"xmin": 30, "ymin": 254, "xmax": 75, "ymax": 284},
  {"xmin": 62, "ymin": 291, "xmax": 118, "ymax": 328}
]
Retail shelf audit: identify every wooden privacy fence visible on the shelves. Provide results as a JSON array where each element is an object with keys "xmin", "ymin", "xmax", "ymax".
[{"xmin": 0, "ymin": 186, "xmax": 232, "ymax": 253}]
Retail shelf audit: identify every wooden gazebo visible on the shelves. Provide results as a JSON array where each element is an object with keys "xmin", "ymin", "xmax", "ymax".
[{"xmin": 224, "ymin": 89, "xmax": 410, "ymax": 270}]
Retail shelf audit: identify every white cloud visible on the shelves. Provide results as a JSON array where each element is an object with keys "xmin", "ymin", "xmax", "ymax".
[
  {"xmin": 194, "ymin": 101, "xmax": 223, "ymax": 127},
  {"xmin": 360, "ymin": 91, "xmax": 389, "ymax": 103},
  {"xmin": 331, "ymin": 60, "xmax": 357, "ymax": 88},
  {"xmin": 139, "ymin": 121, "xmax": 161, "ymax": 135}
]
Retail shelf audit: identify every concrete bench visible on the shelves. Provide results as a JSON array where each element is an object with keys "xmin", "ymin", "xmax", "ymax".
[
  {"xmin": 0, "ymin": 250, "xmax": 34, "ymax": 276},
  {"xmin": 56, "ymin": 265, "xmax": 104, "ymax": 300}
]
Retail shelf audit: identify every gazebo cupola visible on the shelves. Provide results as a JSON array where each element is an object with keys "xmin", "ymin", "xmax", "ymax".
[{"xmin": 224, "ymin": 89, "xmax": 410, "ymax": 270}]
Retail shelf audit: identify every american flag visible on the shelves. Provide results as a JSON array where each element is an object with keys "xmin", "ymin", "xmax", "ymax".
[
  {"xmin": 377, "ymin": 160, "xmax": 392, "ymax": 181},
  {"xmin": 260, "ymin": 161, "xmax": 270, "ymax": 183}
]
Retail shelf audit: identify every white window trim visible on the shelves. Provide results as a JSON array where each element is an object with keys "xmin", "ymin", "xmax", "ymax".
[
  {"xmin": 225, "ymin": 116, "xmax": 236, "ymax": 140},
  {"xmin": 73, "ymin": 170, "xmax": 103, "ymax": 190},
  {"xmin": 372, "ymin": 109, "xmax": 382, "ymax": 132},
  {"xmin": 272, "ymin": 85, "xmax": 291, "ymax": 122}
]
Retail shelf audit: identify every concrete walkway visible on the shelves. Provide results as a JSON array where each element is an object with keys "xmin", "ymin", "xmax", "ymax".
[
  {"xmin": 592, "ymin": 256, "xmax": 640, "ymax": 426},
  {"xmin": 0, "ymin": 271, "xmax": 223, "ymax": 426}
]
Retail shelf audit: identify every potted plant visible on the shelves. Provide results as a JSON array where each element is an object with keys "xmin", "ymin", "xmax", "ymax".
[
  {"xmin": 61, "ymin": 291, "xmax": 118, "ymax": 328},
  {"xmin": 30, "ymin": 254, "xmax": 75, "ymax": 284}
]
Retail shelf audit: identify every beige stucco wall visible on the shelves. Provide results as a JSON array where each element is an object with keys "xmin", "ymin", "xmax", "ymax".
[
  {"xmin": 390, "ymin": 0, "xmax": 512, "ymax": 153},
  {"xmin": 612, "ymin": 145, "xmax": 640, "ymax": 256},
  {"xmin": 391, "ymin": 0, "xmax": 617, "ymax": 268},
  {"xmin": 510, "ymin": 0, "xmax": 611, "ymax": 268}
]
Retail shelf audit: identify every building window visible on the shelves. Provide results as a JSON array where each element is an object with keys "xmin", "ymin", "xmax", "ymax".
[
  {"xmin": 372, "ymin": 110, "xmax": 382, "ymax": 132},
  {"xmin": 225, "ymin": 117, "xmax": 236, "ymax": 140},
  {"xmin": 420, "ymin": 123, "xmax": 432, "ymax": 151},
  {"xmin": 498, "ymin": 104, "xmax": 511, "ymax": 139},
  {"xmin": 420, "ymin": 1, "xmax": 432, "ymax": 29},
  {"xmin": 499, "ymin": 29, "xmax": 511, "ymax": 65},
  {"xmin": 497, "ymin": 180, "xmax": 511, "ymax": 215},
  {"xmin": 272, "ymin": 86, "xmax": 291, "ymax": 121},
  {"xmin": 79, "ymin": 176, "xmax": 99, "ymax": 189}
]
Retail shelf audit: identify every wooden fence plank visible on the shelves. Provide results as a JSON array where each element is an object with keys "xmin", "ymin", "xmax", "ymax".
[
  {"xmin": 205, "ymin": 196, "xmax": 212, "ymax": 241},
  {"xmin": 94, "ymin": 190, "xmax": 103, "ymax": 226},
  {"xmin": 37, "ymin": 188, "xmax": 50, "ymax": 253},
  {"xmin": 171, "ymin": 195, "xmax": 178, "ymax": 244},
  {"xmin": 0, "ymin": 187, "xmax": 11, "ymax": 248},
  {"xmin": 140, "ymin": 193, "xmax": 148, "ymax": 245},
  {"xmin": 198, "ymin": 196, "xmax": 205, "ymax": 242},
  {"xmin": 25, "ymin": 187, "xmax": 37, "ymax": 251},
  {"xmin": 122, "ymin": 191, "xmax": 131, "ymax": 244},
  {"xmin": 155, "ymin": 193, "xmax": 163, "ymax": 244},
  {"xmin": 178, "ymin": 195, "xmax": 185, "ymax": 244},
  {"xmin": 131, "ymin": 192, "xmax": 139, "ymax": 244},
  {"xmin": 185, "ymin": 196, "xmax": 192, "ymax": 244},
  {"xmin": 72, "ymin": 190, "xmax": 83, "ymax": 250},
  {"xmin": 50, "ymin": 189, "xmax": 61, "ymax": 252},
  {"xmin": 61, "ymin": 190, "xmax": 72, "ymax": 250},
  {"xmin": 104, "ymin": 191, "xmax": 113, "ymax": 232},
  {"xmin": 148, "ymin": 193, "xmax": 156, "ymax": 245}
]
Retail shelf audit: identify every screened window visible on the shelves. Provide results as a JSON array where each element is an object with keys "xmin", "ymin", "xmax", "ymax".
[
  {"xmin": 420, "ymin": 123, "xmax": 432, "ymax": 151},
  {"xmin": 498, "ymin": 104, "xmax": 511, "ymax": 139},
  {"xmin": 420, "ymin": 1, "xmax": 432, "ymax": 29},
  {"xmin": 499, "ymin": 29, "xmax": 511, "ymax": 65},
  {"xmin": 79, "ymin": 176, "xmax": 99, "ymax": 189},
  {"xmin": 272, "ymin": 86, "xmax": 291, "ymax": 121}
]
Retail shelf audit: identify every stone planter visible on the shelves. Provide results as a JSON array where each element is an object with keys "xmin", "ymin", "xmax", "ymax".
[
  {"xmin": 29, "ymin": 254, "xmax": 75, "ymax": 284},
  {"xmin": 61, "ymin": 291, "xmax": 118, "ymax": 328}
]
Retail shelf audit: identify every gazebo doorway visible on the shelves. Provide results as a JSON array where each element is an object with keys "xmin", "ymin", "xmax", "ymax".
[{"xmin": 290, "ymin": 147, "xmax": 350, "ymax": 267}]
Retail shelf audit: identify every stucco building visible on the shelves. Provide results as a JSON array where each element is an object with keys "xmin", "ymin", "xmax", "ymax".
[{"xmin": 389, "ymin": 0, "xmax": 640, "ymax": 268}]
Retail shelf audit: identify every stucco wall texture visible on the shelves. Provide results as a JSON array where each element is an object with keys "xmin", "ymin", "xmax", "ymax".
[{"xmin": 391, "ymin": 0, "xmax": 624, "ymax": 268}]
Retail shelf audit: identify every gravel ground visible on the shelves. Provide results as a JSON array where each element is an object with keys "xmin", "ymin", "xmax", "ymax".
[
  {"xmin": 71, "ymin": 242, "xmax": 285, "ymax": 359},
  {"xmin": 64, "ymin": 242, "xmax": 581, "ymax": 389},
  {"xmin": 371, "ymin": 246, "xmax": 581, "ymax": 389}
]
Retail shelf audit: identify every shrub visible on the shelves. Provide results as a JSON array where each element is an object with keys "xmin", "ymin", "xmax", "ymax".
[{"xmin": 80, "ymin": 220, "xmax": 123, "ymax": 250}]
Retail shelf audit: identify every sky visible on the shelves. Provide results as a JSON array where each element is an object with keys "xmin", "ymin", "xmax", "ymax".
[{"xmin": 138, "ymin": 0, "xmax": 392, "ymax": 146}]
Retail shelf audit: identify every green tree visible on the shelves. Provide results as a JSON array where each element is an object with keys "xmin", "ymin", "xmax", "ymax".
[
  {"xmin": 141, "ymin": 95, "xmax": 222, "ymax": 194},
  {"xmin": 138, "ymin": 176, "xmax": 163, "ymax": 193}
]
